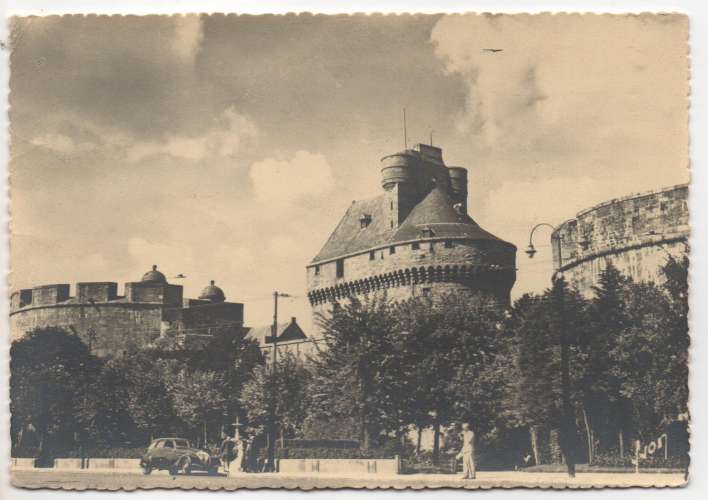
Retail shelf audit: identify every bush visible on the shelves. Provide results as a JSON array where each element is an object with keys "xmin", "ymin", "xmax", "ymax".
[
  {"xmin": 258, "ymin": 447, "xmax": 396, "ymax": 459},
  {"xmin": 276, "ymin": 439, "xmax": 359, "ymax": 449}
]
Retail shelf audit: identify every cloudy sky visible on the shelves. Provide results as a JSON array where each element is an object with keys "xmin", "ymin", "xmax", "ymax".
[{"xmin": 9, "ymin": 13, "xmax": 688, "ymax": 331}]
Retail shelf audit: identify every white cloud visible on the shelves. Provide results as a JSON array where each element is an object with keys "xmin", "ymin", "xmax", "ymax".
[
  {"xmin": 126, "ymin": 107, "xmax": 257, "ymax": 163},
  {"xmin": 430, "ymin": 14, "xmax": 688, "ymax": 156},
  {"xmin": 249, "ymin": 150, "xmax": 335, "ymax": 204},
  {"xmin": 30, "ymin": 132, "xmax": 95, "ymax": 155}
]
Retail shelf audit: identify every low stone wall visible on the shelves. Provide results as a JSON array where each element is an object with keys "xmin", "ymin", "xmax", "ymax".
[
  {"xmin": 54, "ymin": 458, "xmax": 83, "ymax": 469},
  {"xmin": 11, "ymin": 458, "xmax": 36, "ymax": 469},
  {"xmin": 113, "ymin": 458, "xmax": 142, "ymax": 469},
  {"xmin": 88, "ymin": 458, "xmax": 115, "ymax": 469},
  {"xmin": 278, "ymin": 457, "xmax": 400, "ymax": 475},
  {"xmin": 49, "ymin": 458, "xmax": 141, "ymax": 470}
]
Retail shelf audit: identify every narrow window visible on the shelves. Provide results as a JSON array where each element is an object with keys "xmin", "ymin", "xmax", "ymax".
[
  {"xmin": 412, "ymin": 242, "xmax": 420, "ymax": 250},
  {"xmin": 421, "ymin": 287, "xmax": 432, "ymax": 297},
  {"xmin": 314, "ymin": 265, "xmax": 320, "ymax": 275},
  {"xmin": 390, "ymin": 201, "xmax": 393, "ymax": 210},
  {"xmin": 390, "ymin": 221, "xmax": 394, "ymax": 228},
  {"xmin": 336, "ymin": 259, "xmax": 344, "ymax": 278},
  {"xmin": 369, "ymin": 251, "xmax": 375, "ymax": 260},
  {"xmin": 389, "ymin": 246, "xmax": 396, "ymax": 255},
  {"xmin": 444, "ymin": 240, "xmax": 454, "ymax": 248}
]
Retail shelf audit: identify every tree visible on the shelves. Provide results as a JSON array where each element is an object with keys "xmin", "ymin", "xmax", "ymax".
[
  {"xmin": 612, "ymin": 254, "xmax": 690, "ymax": 442},
  {"xmin": 581, "ymin": 263, "xmax": 633, "ymax": 458},
  {"xmin": 164, "ymin": 365, "xmax": 228, "ymax": 447},
  {"xmin": 394, "ymin": 293, "xmax": 509, "ymax": 463},
  {"xmin": 105, "ymin": 352, "xmax": 182, "ymax": 443},
  {"xmin": 309, "ymin": 295, "xmax": 399, "ymax": 448},
  {"xmin": 508, "ymin": 281, "xmax": 589, "ymax": 466},
  {"xmin": 240, "ymin": 350, "xmax": 311, "ymax": 441},
  {"xmin": 10, "ymin": 328, "xmax": 101, "ymax": 460}
]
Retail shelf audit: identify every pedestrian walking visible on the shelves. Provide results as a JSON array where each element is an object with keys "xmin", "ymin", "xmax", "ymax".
[
  {"xmin": 219, "ymin": 433, "xmax": 236, "ymax": 475},
  {"xmin": 456, "ymin": 422, "xmax": 476, "ymax": 479}
]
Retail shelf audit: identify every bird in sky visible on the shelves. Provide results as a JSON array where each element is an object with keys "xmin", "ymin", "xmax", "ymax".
[
  {"xmin": 174, "ymin": 273, "xmax": 187, "ymax": 279},
  {"xmin": 483, "ymin": 48, "xmax": 504, "ymax": 53}
]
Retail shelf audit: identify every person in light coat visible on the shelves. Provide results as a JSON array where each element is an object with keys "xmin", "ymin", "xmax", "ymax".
[{"xmin": 456, "ymin": 422, "xmax": 476, "ymax": 479}]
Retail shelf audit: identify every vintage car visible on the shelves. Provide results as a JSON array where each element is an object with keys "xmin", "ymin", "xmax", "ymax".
[{"xmin": 140, "ymin": 437, "xmax": 220, "ymax": 475}]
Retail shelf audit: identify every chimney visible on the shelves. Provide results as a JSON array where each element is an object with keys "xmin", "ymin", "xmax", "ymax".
[{"xmin": 291, "ymin": 317, "xmax": 297, "ymax": 324}]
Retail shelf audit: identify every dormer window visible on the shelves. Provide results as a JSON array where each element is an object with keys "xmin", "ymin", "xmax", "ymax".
[
  {"xmin": 421, "ymin": 227, "xmax": 435, "ymax": 238},
  {"xmin": 360, "ymin": 214, "xmax": 372, "ymax": 229}
]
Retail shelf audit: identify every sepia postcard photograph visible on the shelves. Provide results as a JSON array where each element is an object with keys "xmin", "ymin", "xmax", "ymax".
[{"xmin": 4, "ymin": 6, "xmax": 695, "ymax": 492}]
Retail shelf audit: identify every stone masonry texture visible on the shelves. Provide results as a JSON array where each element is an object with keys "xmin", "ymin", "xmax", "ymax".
[{"xmin": 552, "ymin": 184, "xmax": 689, "ymax": 295}]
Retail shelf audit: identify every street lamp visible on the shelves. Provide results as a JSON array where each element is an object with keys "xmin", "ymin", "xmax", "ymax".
[{"xmin": 526, "ymin": 222, "xmax": 576, "ymax": 478}]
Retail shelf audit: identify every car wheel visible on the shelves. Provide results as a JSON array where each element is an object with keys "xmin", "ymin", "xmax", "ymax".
[
  {"xmin": 179, "ymin": 456, "xmax": 192, "ymax": 475},
  {"xmin": 141, "ymin": 461, "xmax": 152, "ymax": 475},
  {"xmin": 169, "ymin": 464, "xmax": 178, "ymax": 476}
]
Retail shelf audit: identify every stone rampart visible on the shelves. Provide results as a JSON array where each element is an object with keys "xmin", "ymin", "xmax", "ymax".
[{"xmin": 552, "ymin": 184, "xmax": 689, "ymax": 295}]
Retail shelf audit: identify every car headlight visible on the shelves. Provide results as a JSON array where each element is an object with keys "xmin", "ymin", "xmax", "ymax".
[{"xmin": 197, "ymin": 451, "xmax": 210, "ymax": 463}]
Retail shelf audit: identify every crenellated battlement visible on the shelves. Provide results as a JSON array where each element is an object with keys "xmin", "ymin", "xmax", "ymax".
[
  {"xmin": 10, "ymin": 280, "xmax": 183, "ymax": 313},
  {"xmin": 10, "ymin": 266, "xmax": 245, "ymax": 358}
]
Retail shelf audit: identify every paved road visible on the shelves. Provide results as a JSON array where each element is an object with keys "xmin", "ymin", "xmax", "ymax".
[{"xmin": 11, "ymin": 469, "xmax": 687, "ymax": 490}]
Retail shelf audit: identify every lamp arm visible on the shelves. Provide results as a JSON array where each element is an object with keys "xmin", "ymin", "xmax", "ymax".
[{"xmin": 528, "ymin": 223, "xmax": 558, "ymax": 247}]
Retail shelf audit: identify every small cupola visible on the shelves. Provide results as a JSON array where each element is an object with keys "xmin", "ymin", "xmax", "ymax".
[
  {"xmin": 199, "ymin": 280, "xmax": 226, "ymax": 303},
  {"xmin": 141, "ymin": 265, "xmax": 167, "ymax": 284}
]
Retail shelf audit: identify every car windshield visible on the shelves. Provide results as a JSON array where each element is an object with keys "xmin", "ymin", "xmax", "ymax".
[{"xmin": 174, "ymin": 439, "xmax": 190, "ymax": 449}]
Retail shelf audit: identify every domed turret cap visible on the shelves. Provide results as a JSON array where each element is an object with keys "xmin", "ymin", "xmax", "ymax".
[
  {"xmin": 141, "ymin": 264, "xmax": 167, "ymax": 284},
  {"xmin": 199, "ymin": 280, "xmax": 226, "ymax": 302}
]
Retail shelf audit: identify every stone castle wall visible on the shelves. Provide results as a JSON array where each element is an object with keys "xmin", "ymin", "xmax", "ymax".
[
  {"xmin": 307, "ymin": 237, "xmax": 516, "ymax": 318},
  {"xmin": 552, "ymin": 184, "xmax": 689, "ymax": 295},
  {"xmin": 9, "ymin": 301, "xmax": 164, "ymax": 357},
  {"xmin": 10, "ymin": 281, "xmax": 244, "ymax": 357}
]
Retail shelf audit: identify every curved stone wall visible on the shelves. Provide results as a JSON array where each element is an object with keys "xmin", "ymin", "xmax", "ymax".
[
  {"xmin": 307, "ymin": 237, "xmax": 516, "ymax": 315},
  {"xmin": 10, "ymin": 301, "xmax": 165, "ymax": 357},
  {"xmin": 552, "ymin": 184, "xmax": 689, "ymax": 295}
]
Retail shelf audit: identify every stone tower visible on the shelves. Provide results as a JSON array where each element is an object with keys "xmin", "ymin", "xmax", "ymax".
[{"xmin": 306, "ymin": 143, "xmax": 516, "ymax": 319}]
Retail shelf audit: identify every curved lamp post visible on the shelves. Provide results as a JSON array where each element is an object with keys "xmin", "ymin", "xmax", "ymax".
[{"xmin": 526, "ymin": 222, "xmax": 576, "ymax": 478}]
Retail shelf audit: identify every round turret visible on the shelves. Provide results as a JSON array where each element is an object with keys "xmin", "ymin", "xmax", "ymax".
[
  {"xmin": 199, "ymin": 280, "xmax": 226, "ymax": 303},
  {"xmin": 380, "ymin": 151, "xmax": 418, "ymax": 190},
  {"xmin": 141, "ymin": 265, "xmax": 167, "ymax": 284},
  {"xmin": 448, "ymin": 167, "xmax": 468, "ymax": 211}
]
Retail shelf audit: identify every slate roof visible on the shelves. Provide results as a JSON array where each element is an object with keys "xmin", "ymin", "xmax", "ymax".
[
  {"xmin": 246, "ymin": 317, "xmax": 308, "ymax": 346},
  {"xmin": 311, "ymin": 186, "xmax": 514, "ymax": 263},
  {"xmin": 393, "ymin": 187, "xmax": 509, "ymax": 243}
]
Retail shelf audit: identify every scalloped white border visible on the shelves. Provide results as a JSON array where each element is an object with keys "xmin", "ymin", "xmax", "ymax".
[{"xmin": 1, "ymin": 2, "xmax": 706, "ymax": 499}]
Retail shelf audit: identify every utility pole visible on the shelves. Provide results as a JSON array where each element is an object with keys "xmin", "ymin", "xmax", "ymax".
[{"xmin": 267, "ymin": 291, "xmax": 290, "ymax": 472}]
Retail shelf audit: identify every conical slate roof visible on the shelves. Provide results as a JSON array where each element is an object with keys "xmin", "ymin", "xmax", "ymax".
[{"xmin": 393, "ymin": 186, "xmax": 507, "ymax": 243}]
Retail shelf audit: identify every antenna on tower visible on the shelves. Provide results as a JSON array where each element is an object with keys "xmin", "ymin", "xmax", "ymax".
[
  {"xmin": 403, "ymin": 108, "xmax": 408, "ymax": 150},
  {"xmin": 430, "ymin": 129, "xmax": 434, "ymax": 146}
]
